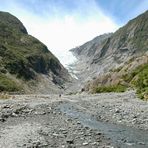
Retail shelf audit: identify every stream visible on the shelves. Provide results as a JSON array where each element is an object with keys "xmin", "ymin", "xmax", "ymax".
[{"xmin": 58, "ymin": 102, "xmax": 148, "ymax": 148}]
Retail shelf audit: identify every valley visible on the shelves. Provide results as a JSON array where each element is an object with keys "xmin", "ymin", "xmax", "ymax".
[{"xmin": 0, "ymin": 9, "xmax": 148, "ymax": 148}]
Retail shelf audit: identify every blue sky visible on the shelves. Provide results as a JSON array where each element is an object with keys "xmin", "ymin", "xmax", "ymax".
[
  {"xmin": 95, "ymin": 0, "xmax": 148, "ymax": 24},
  {"xmin": 0, "ymin": 0, "xmax": 148, "ymax": 65}
]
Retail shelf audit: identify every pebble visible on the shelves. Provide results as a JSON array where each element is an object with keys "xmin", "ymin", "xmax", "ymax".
[
  {"xmin": 0, "ymin": 117, "xmax": 6, "ymax": 122},
  {"xmin": 96, "ymin": 132, "xmax": 102, "ymax": 135},
  {"xmin": 77, "ymin": 121, "xmax": 81, "ymax": 124},
  {"xmin": 66, "ymin": 138, "xmax": 74, "ymax": 144},
  {"xmin": 2, "ymin": 105, "xmax": 10, "ymax": 109},
  {"xmin": 11, "ymin": 112, "xmax": 18, "ymax": 117},
  {"xmin": 115, "ymin": 109, "xmax": 120, "ymax": 113},
  {"xmin": 138, "ymin": 142, "xmax": 145, "ymax": 145},
  {"xmin": 91, "ymin": 142, "xmax": 98, "ymax": 145},
  {"xmin": 82, "ymin": 142, "xmax": 89, "ymax": 146},
  {"xmin": 52, "ymin": 133, "xmax": 59, "ymax": 137}
]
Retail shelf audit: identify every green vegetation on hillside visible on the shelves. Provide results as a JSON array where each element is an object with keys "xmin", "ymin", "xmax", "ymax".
[
  {"xmin": 0, "ymin": 74, "xmax": 21, "ymax": 92},
  {"xmin": 123, "ymin": 64, "xmax": 148, "ymax": 99},
  {"xmin": 0, "ymin": 11, "xmax": 65, "ymax": 92},
  {"xmin": 93, "ymin": 84, "xmax": 126, "ymax": 93},
  {"xmin": 92, "ymin": 63, "xmax": 148, "ymax": 100}
]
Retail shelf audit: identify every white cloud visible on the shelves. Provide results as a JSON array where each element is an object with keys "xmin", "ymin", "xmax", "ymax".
[{"xmin": 0, "ymin": 0, "xmax": 119, "ymax": 66}]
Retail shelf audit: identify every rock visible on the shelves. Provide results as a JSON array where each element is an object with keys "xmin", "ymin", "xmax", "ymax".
[
  {"xmin": 133, "ymin": 115, "xmax": 137, "ymax": 119},
  {"xmin": 67, "ymin": 118, "xmax": 72, "ymax": 122},
  {"xmin": 34, "ymin": 111, "xmax": 46, "ymax": 115},
  {"xmin": 62, "ymin": 130, "xmax": 68, "ymax": 135},
  {"xmin": 38, "ymin": 129, "xmax": 49, "ymax": 136},
  {"xmin": 0, "ymin": 117, "xmax": 6, "ymax": 122},
  {"xmin": 104, "ymin": 146, "xmax": 114, "ymax": 148},
  {"xmin": 126, "ymin": 142, "xmax": 134, "ymax": 146},
  {"xmin": 77, "ymin": 121, "xmax": 81, "ymax": 124},
  {"xmin": 96, "ymin": 132, "xmax": 102, "ymax": 135},
  {"xmin": 115, "ymin": 109, "xmax": 120, "ymax": 113},
  {"xmin": 32, "ymin": 141, "xmax": 41, "ymax": 147},
  {"xmin": 138, "ymin": 141, "xmax": 145, "ymax": 145},
  {"xmin": 66, "ymin": 138, "xmax": 74, "ymax": 144},
  {"xmin": 1, "ymin": 114, "xmax": 9, "ymax": 119},
  {"xmin": 11, "ymin": 112, "xmax": 18, "ymax": 117},
  {"xmin": 82, "ymin": 142, "xmax": 89, "ymax": 146},
  {"xmin": 91, "ymin": 142, "xmax": 98, "ymax": 145},
  {"xmin": 2, "ymin": 105, "xmax": 10, "ymax": 109},
  {"xmin": 52, "ymin": 133, "xmax": 59, "ymax": 137},
  {"xmin": 84, "ymin": 126, "xmax": 89, "ymax": 130}
]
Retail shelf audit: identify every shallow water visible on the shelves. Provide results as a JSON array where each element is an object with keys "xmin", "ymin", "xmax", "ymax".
[{"xmin": 58, "ymin": 103, "xmax": 148, "ymax": 148}]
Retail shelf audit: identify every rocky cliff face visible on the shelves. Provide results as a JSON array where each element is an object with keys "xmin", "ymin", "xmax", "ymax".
[
  {"xmin": 71, "ymin": 11, "xmax": 148, "ymax": 79},
  {"xmin": 71, "ymin": 33, "xmax": 113, "ymax": 59},
  {"xmin": 0, "ymin": 11, "xmax": 71, "ymax": 93},
  {"xmin": 70, "ymin": 10, "xmax": 148, "ymax": 93}
]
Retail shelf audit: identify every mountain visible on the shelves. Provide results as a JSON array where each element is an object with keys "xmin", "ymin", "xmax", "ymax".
[
  {"xmin": 70, "ymin": 11, "xmax": 148, "ymax": 98},
  {"xmin": 71, "ymin": 10, "xmax": 148, "ymax": 77},
  {"xmin": 70, "ymin": 33, "xmax": 113, "ymax": 80},
  {"xmin": 0, "ymin": 11, "xmax": 71, "ymax": 93}
]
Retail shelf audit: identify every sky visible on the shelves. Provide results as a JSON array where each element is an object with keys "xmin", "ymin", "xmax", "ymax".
[{"xmin": 0, "ymin": 0, "xmax": 148, "ymax": 66}]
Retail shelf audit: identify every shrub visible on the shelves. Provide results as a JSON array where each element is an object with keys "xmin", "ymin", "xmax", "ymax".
[
  {"xmin": 94, "ymin": 84, "xmax": 126, "ymax": 93},
  {"xmin": 123, "ymin": 64, "xmax": 148, "ymax": 99},
  {"xmin": 0, "ymin": 74, "xmax": 21, "ymax": 92}
]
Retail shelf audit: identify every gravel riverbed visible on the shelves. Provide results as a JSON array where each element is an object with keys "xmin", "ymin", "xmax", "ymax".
[{"xmin": 0, "ymin": 91, "xmax": 148, "ymax": 147}]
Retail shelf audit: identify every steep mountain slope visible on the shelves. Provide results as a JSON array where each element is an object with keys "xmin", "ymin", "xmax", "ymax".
[
  {"xmin": 70, "ymin": 10, "xmax": 148, "ymax": 94},
  {"xmin": 71, "ymin": 33, "xmax": 113, "ymax": 59},
  {"xmin": 0, "ymin": 11, "xmax": 70, "ymax": 93},
  {"xmin": 71, "ymin": 11, "xmax": 148, "ymax": 74},
  {"xmin": 70, "ymin": 33, "xmax": 113, "ymax": 81},
  {"xmin": 86, "ymin": 53, "xmax": 148, "ymax": 99}
]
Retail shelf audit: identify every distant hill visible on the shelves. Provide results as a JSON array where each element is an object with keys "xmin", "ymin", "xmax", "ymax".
[
  {"xmin": 0, "ymin": 11, "xmax": 71, "ymax": 93},
  {"xmin": 70, "ymin": 11, "xmax": 148, "ymax": 99}
]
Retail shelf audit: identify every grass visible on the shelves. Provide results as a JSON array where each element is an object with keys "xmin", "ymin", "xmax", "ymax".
[
  {"xmin": 0, "ymin": 74, "xmax": 21, "ymax": 92},
  {"xmin": 93, "ymin": 84, "xmax": 126, "ymax": 93},
  {"xmin": 123, "ymin": 64, "xmax": 148, "ymax": 100},
  {"xmin": 0, "ymin": 93, "xmax": 11, "ymax": 99}
]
